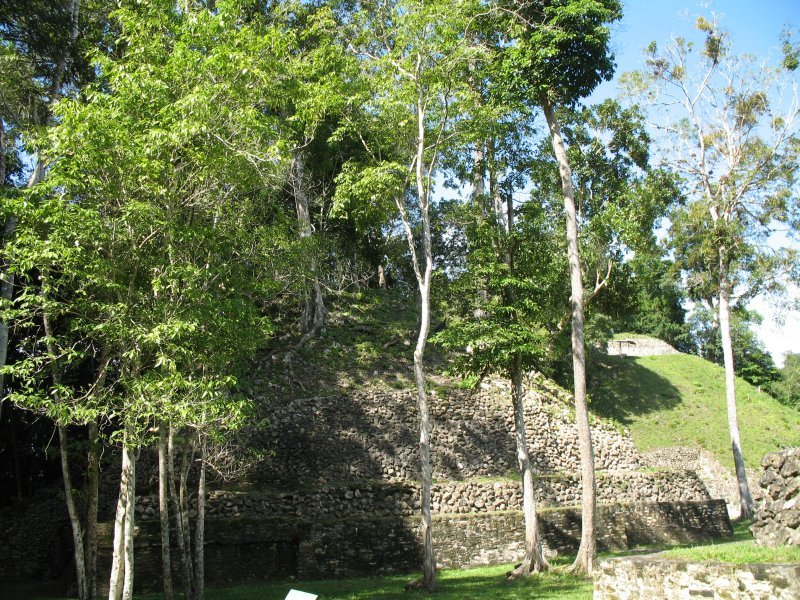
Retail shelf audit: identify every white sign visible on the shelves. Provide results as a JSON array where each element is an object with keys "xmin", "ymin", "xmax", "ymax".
[{"xmin": 285, "ymin": 590, "xmax": 318, "ymax": 600}]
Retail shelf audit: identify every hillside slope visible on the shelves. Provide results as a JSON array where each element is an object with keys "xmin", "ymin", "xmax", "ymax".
[{"xmin": 589, "ymin": 352, "xmax": 800, "ymax": 471}]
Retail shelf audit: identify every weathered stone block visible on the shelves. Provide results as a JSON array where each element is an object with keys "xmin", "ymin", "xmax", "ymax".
[
  {"xmin": 781, "ymin": 455, "xmax": 800, "ymax": 478},
  {"xmin": 752, "ymin": 447, "xmax": 800, "ymax": 548},
  {"xmin": 594, "ymin": 557, "xmax": 800, "ymax": 600}
]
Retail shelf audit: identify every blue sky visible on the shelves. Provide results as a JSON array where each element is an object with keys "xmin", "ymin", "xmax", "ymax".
[
  {"xmin": 608, "ymin": 0, "xmax": 796, "ymax": 78},
  {"xmin": 595, "ymin": 1, "xmax": 799, "ymax": 367}
]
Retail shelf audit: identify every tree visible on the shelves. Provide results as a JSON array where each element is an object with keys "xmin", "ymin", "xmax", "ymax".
[
  {"xmin": 527, "ymin": 100, "xmax": 681, "ymax": 364},
  {"xmin": 3, "ymin": 2, "xmax": 283, "ymax": 597},
  {"xmin": 624, "ymin": 15, "xmax": 800, "ymax": 518},
  {"xmin": 498, "ymin": 0, "xmax": 623, "ymax": 573},
  {"xmin": 335, "ymin": 0, "xmax": 485, "ymax": 589},
  {"xmin": 434, "ymin": 194, "xmax": 559, "ymax": 577},
  {"xmin": 688, "ymin": 306, "xmax": 779, "ymax": 389},
  {"xmin": 431, "ymin": 29, "xmax": 558, "ymax": 574},
  {"xmin": 769, "ymin": 352, "xmax": 800, "ymax": 410}
]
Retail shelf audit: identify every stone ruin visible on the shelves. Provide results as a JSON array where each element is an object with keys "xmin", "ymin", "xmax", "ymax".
[
  {"xmin": 607, "ymin": 336, "xmax": 680, "ymax": 357},
  {"xmin": 0, "ymin": 371, "xmax": 735, "ymax": 590},
  {"xmin": 751, "ymin": 447, "xmax": 800, "ymax": 547}
]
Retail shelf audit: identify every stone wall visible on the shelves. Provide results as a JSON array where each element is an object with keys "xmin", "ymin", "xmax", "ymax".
[
  {"xmin": 0, "ymin": 372, "xmax": 728, "ymax": 591},
  {"xmin": 643, "ymin": 446, "xmax": 760, "ymax": 519},
  {"xmin": 607, "ymin": 337, "xmax": 680, "ymax": 357},
  {"xmin": 95, "ymin": 499, "xmax": 732, "ymax": 591},
  {"xmin": 594, "ymin": 556, "xmax": 800, "ymax": 600},
  {"xmin": 751, "ymin": 448, "xmax": 800, "ymax": 547},
  {"xmin": 255, "ymin": 374, "xmax": 641, "ymax": 485},
  {"xmin": 132, "ymin": 470, "xmax": 710, "ymax": 522},
  {"xmin": 0, "ymin": 494, "xmax": 72, "ymax": 582}
]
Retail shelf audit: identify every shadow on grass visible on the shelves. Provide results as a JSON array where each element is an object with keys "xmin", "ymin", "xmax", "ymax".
[
  {"xmin": 165, "ymin": 563, "xmax": 592, "ymax": 600},
  {"xmin": 589, "ymin": 355, "xmax": 682, "ymax": 426}
]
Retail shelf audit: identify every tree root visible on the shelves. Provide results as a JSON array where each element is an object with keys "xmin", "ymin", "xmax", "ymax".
[
  {"xmin": 505, "ymin": 557, "xmax": 549, "ymax": 581},
  {"xmin": 404, "ymin": 577, "xmax": 437, "ymax": 592}
]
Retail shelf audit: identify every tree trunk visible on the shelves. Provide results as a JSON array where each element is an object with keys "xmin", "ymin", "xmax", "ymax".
[
  {"xmin": 43, "ymin": 299, "xmax": 88, "ymax": 599},
  {"xmin": 542, "ymin": 99, "xmax": 597, "ymax": 574},
  {"xmin": 0, "ymin": 118, "xmax": 6, "ymax": 185},
  {"xmin": 502, "ymin": 187, "xmax": 547, "ymax": 579},
  {"xmin": 718, "ymin": 255, "xmax": 755, "ymax": 519},
  {"xmin": 85, "ymin": 421, "xmax": 100, "ymax": 600},
  {"xmin": 59, "ymin": 425, "xmax": 88, "ymax": 600},
  {"xmin": 413, "ymin": 78, "xmax": 437, "ymax": 593},
  {"xmin": 0, "ymin": 215, "xmax": 17, "ymax": 411},
  {"xmin": 193, "ymin": 441, "xmax": 206, "ymax": 600},
  {"xmin": 508, "ymin": 362, "xmax": 548, "ymax": 578},
  {"xmin": 378, "ymin": 263, "xmax": 387, "ymax": 288},
  {"xmin": 168, "ymin": 427, "xmax": 194, "ymax": 600},
  {"xmin": 158, "ymin": 424, "xmax": 174, "ymax": 600},
  {"xmin": 108, "ymin": 441, "xmax": 131, "ymax": 600},
  {"xmin": 179, "ymin": 436, "xmax": 194, "ymax": 577},
  {"xmin": 121, "ymin": 440, "xmax": 136, "ymax": 600},
  {"xmin": 291, "ymin": 152, "xmax": 326, "ymax": 336}
]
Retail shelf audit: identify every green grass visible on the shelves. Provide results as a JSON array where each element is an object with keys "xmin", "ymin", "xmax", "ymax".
[
  {"xmin": 658, "ymin": 520, "xmax": 800, "ymax": 564},
  {"xmin": 164, "ymin": 565, "xmax": 591, "ymax": 600},
  {"xmin": 590, "ymin": 353, "xmax": 800, "ymax": 470},
  {"xmin": 78, "ymin": 563, "xmax": 589, "ymax": 600}
]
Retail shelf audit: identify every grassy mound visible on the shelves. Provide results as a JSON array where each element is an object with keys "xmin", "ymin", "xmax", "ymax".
[{"xmin": 589, "ymin": 352, "xmax": 800, "ymax": 470}]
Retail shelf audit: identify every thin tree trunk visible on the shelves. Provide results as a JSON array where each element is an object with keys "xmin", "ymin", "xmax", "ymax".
[
  {"xmin": 413, "ymin": 79, "xmax": 436, "ymax": 592},
  {"xmin": 718, "ymin": 256, "xmax": 755, "ymax": 519},
  {"xmin": 0, "ymin": 118, "xmax": 6, "ymax": 185},
  {"xmin": 291, "ymin": 152, "xmax": 326, "ymax": 336},
  {"xmin": 542, "ymin": 99, "xmax": 597, "ymax": 574},
  {"xmin": 377, "ymin": 264, "xmax": 387, "ymax": 288},
  {"xmin": 85, "ymin": 420, "xmax": 100, "ymax": 600},
  {"xmin": 42, "ymin": 293, "xmax": 88, "ymax": 599},
  {"xmin": 108, "ymin": 442, "xmax": 130, "ymax": 600},
  {"xmin": 193, "ymin": 440, "xmax": 206, "ymax": 600},
  {"xmin": 0, "ymin": 215, "xmax": 17, "ymax": 411},
  {"xmin": 158, "ymin": 424, "xmax": 174, "ymax": 600},
  {"xmin": 500, "ymin": 177, "xmax": 547, "ymax": 579},
  {"xmin": 58, "ymin": 424, "xmax": 88, "ymax": 600},
  {"xmin": 168, "ymin": 427, "xmax": 194, "ymax": 600},
  {"xmin": 121, "ymin": 439, "xmax": 136, "ymax": 600},
  {"xmin": 508, "ymin": 362, "xmax": 549, "ymax": 578}
]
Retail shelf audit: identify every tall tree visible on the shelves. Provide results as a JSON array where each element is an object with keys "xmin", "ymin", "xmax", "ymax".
[
  {"xmin": 433, "ymin": 43, "xmax": 556, "ymax": 574},
  {"xmin": 623, "ymin": 15, "xmax": 800, "ymax": 518},
  {"xmin": 3, "ymin": 1, "xmax": 281, "ymax": 597},
  {"xmin": 498, "ymin": 0, "xmax": 622, "ymax": 573},
  {"xmin": 335, "ymin": 0, "xmax": 485, "ymax": 589}
]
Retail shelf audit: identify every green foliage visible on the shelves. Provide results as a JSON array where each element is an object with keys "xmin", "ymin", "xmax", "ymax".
[
  {"xmin": 628, "ymin": 14, "xmax": 800, "ymax": 317},
  {"xmin": 2, "ymin": 0, "xmax": 291, "ymax": 442},
  {"xmin": 599, "ymin": 253, "xmax": 691, "ymax": 352},
  {"xmin": 768, "ymin": 352, "xmax": 800, "ymax": 410},
  {"xmin": 498, "ymin": 0, "xmax": 623, "ymax": 105},
  {"xmin": 433, "ymin": 198, "xmax": 562, "ymax": 379},
  {"xmin": 687, "ymin": 306, "xmax": 779, "ymax": 388}
]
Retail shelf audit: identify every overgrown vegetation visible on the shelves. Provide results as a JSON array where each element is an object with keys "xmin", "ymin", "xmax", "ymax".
[{"xmin": 1, "ymin": 0, "xmax": 799, "ymax": 597}]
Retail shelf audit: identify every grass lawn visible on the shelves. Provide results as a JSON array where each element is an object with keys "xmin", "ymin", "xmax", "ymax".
[
  {"xmin": 589, "ymin": 353, "xmax": 800, "ymax": 470},
  {"xmin": 128, "ymin": 562, "xmax": 591, "ymax": 600},
  {"xmin": 24, "ymin": 524, "xmax": 800, "ymax": 600},
  {"xmin": 18, "ymin": 559, "xmax": 591, "ymax": 600},
  {"xmin": 657, "ymin": 520, "xmax": 800, "ymax": 565}
]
